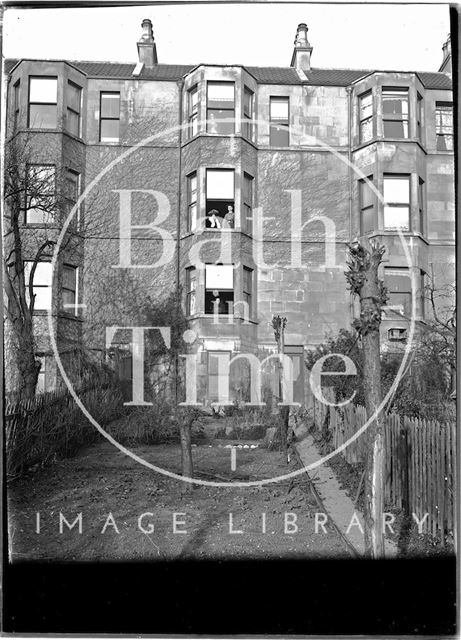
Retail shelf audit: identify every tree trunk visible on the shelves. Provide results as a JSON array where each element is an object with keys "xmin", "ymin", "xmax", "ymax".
[
  {"xmin": 15, "ymin": 320, "xmax": 40, "ymax": 401},
  {"xmin": 178, "ymin": 411, "xmax": 194, "ymax": 492},
  {"xmin": 360, "ymin": 250, "xmax": 385, "ymax": 559}
]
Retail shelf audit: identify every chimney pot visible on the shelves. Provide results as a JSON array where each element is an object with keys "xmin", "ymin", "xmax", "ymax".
[
  {"xmin": 137, "ymin": 18, "xmax": 158, "ymax": 67},
  {"xmin": 291, "ymin": 22, "xmax": 313, "ymax": 71}
]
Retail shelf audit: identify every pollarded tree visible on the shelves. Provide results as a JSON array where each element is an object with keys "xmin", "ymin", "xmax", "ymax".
[{"xmin": 345, "ymin": 239, "xmax": 388, "ymax": 558}]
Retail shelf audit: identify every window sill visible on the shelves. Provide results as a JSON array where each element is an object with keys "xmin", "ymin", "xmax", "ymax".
[
  {"xmin": 181, "ymin": 132, "xmax": 257, "ymax": 148},
  {"xmin": 353, "ymin": 136, "xmax": 427, "ymax": 154},
  {"xmin": 363, "ymin": 230, "xmax": 429, "ymax": 245},
  {"xmin": 187, "ymin": 313, "xmax": 258, "ymax": 325},
  {"xmin": 181, "ymin": 228, "xmax": 252, "ymax": 238}
]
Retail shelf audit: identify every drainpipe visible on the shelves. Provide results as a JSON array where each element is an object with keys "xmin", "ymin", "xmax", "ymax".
[
  {"xmin": 346, "ymin": 85, "xmax": 354, "ymax": 322},
  {"xmin": 175, "ymin": 78, "xmax": 184, "ymax": 404}
]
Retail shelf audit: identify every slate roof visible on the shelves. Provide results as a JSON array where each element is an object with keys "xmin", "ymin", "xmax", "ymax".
[{"xmin": 3, "ymin": 58, "xmax": 452, "ymax": 90}]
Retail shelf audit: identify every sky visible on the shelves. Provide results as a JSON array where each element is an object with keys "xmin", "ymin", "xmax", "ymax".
[{"xmin": 2, "ymin": 3, "xmax": 450, "ymax": 72}]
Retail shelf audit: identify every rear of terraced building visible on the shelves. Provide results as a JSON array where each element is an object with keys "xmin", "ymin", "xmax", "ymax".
[{"xmin": 4, "ymin": 21, "xmax": 455, "ymax": 404}]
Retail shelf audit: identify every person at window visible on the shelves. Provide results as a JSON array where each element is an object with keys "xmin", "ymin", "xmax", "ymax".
[
  {"xmin": 223, "ymin": 205, "xmax": 235, "ymax": 229},
  {"xmin": 209, "ymin": 112, "xmax": 218, "ymax": 134},
  {"xmin": 206, "ymin": 209, "xmax": 221, "ymax": 228}
]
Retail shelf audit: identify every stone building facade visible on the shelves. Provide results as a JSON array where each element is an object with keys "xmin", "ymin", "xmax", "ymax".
[{"xmin": 3, "ymin": 21, "xmax": 455, "ymax": 404}]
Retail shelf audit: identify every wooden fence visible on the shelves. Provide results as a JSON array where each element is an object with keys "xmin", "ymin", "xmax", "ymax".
[
  {"xmin": 312, "ymin": 397, "xmax": 457, "ymax": 545},
  {"xmin": 5, "ymin": 385, "xmax": 124, "ymax": 480}
]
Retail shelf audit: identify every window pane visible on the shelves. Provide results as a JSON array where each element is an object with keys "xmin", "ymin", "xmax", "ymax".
[
  {"xmin": 244, "ymin": 88, "xmax": 253, "ymax": 115},
  {"xmin": 29, "ymin": 261, "xmax": 53, "ymax": 285},
  {"xmin": 360, "ymin": 179, "xmax": 374, "ymax": 209},
  {"xmin": 270, "ymin": 124, "xmax": 289, "ymax": 146},
  {"xmin": 66, "ymin": 172, "xmax": 79, "ymax": 201},
  {"xmin": 67, "ymin": 109, "xmax": 80, "ymax": 136},
  {"xmin": 101, "ymin": 93, "xmax": 120, "ymax": 118},
  {"xmin": 67, "ymin": 82, "xmax": 81, "ymax": 112},
  {"xmin": 29, "ymin": 104, "xmax": 57, "ymax": 128},
  {"xmin": 205, "ymin": 264, "xmax": 234, "ymax": 289},
  {"xmin": 207, "ymin": 110, "xmax": 235, "ymax": 134},
  {"xmin": 383, "ymin": 120, "xmax": 408, "ymax": 138},
  {"xmin": 360, "ymin": 118, "xmax": 372, "ymax": 141},
  {"xmin": 100, "ymin": 119, "xmax": 120, "ymax": 141},
  {"xmin": 28, "ymin": 165, "xmax": 55, "ymax": 193},
  {"xmin": 30, "ymin": 77, "xmax": 57, "ymax": 103},
  {"xmin": 27, "ymin": 208, "xmax": 52, "ymax": 224},
  {"xmin": 189, "ymin": 87, "xmax": 198, "ymax": 111},
  {"xmin": 207, "ymin": 83, "xmax": 234, "ymax": 108},
  {"xmin": 270, "ymin": 97, "xmax": 289, "ymax": 120},
  {"xmin": 33, "ymin": 287, "xmax": 52, "ymax": 310},
  {"xmin": 384, "ymin": 177, "xmax": 409, "ymax": 204},
  {"xmin": 382, "ymin": 90, "xmax": 408, "ymax": 116},
  {"xmin": 62, "ymin": 265, "xmax": 77, "ymax": 290},
  {"xmin": 206, "ymin": 170, "xmax": 234, "ymax": 199},
  {"xmin": 360, "ymin": 92, "xmax": 372, "ymax": 119},
  {"xmin": 62, "ymin": 289, "xmax": 76, "ymax": 310},
  {"xmin": 384, "ymin": 206, "xmax": 410, "ymax": 230},
  {"xmin": 188, "ymin": 291, "xmax": 196, "ymax": 315},
  {"xmin": 361, "ymin": 207, "xmax": 375, "ymax": 234},
  {"xmin": 243, "ymin": 268, "xmax": 252, "ymax": 292},
  {"xmin": 188, "ymin": 203, "xmax": 197, "ymax": 230},
  {"xmin": 188, "ymin": 175, "xmax": 197, "ymax": 201}
]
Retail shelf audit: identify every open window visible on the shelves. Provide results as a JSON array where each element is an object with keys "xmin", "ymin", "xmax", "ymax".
[
  {"xmin": 205, "ymin": 264, "xmax": 234, "ymax": 315},
  {"xmin": 205, "ymin": 169, "xmax": 234, "ymax": 227},
  {"xmin": 270, "ymin": 97, "xmax": 289, "ymax": 146},
  {"xmin": 28, "ymin": 77, "xmax": 57, "ymax": 129},
  {"xmin": 185, "ymin": 266, "xmax": 196, "ymax": 315},
  {"xmin": 383, "ymin": 175, "xmax": 410, "ymax": 231},
  {"xmin": 207, "ymin": 82, "xmax": 235, "ymax": 135},
  {"xmin": 436, "ymin": 102, "xmax": 453, "ymax": 151},
  {"xmin": 382, "ymin": 87, "xmax": 408, "ymax": 138}
]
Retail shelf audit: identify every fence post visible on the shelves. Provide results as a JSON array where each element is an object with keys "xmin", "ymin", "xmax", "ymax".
[{"xmin": 399, "ymin": 416, "xmax": 410, "ymax": 517}]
